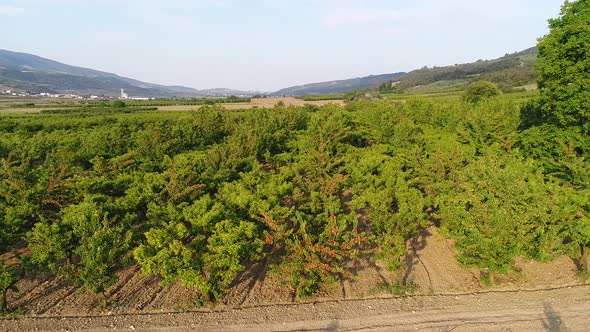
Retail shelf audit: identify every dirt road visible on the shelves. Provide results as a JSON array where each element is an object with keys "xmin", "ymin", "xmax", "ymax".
[
  {"xmin": 2, "ymin": 228, "xmax": 586, "ymax": 331},
  {"xmin": 2, "ymin": 285, "xmax": 589, "ymax": 331}
]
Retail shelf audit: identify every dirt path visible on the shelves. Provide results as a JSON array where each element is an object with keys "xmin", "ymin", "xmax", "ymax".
[{"xmin": 2, "ymin": 285, "xmax": 589, "ymax": 331}]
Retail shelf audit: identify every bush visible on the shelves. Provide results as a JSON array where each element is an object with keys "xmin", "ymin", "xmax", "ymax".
[
  {"xmin": 438, "ymin": 153, "xmax": 578, "ymax": 272},
  {"xmin": 112, "ymin": 100, "xmax": 126, "ymax": 109},
  {"xmin": 28, "ymin": 200, "xmax": 133, "ymax": 295},
  {"xmin": 463, "ymin": 81, "xmax": 502, "ymax": 103}
]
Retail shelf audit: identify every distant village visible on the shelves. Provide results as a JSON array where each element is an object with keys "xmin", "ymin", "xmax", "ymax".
[{"xmin": 0, "ymin": 88, "xmax": 155, "ymax": 101}]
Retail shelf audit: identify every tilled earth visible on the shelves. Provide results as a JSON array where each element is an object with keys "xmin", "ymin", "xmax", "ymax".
[
  {"xmin": 2, "ymin": 228, "xmax": 587, "ymax": 331},
  {"xmin": 3, "ymin": 286, "xmax": 590, "ymax": 331}
]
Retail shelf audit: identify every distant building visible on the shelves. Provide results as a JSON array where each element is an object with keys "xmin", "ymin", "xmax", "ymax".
[{"xmin": 120, "ymin": 89, "xmax": 129, "ymax": 99}]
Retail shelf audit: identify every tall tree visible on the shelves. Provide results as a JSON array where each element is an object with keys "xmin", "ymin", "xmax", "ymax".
[{"xmin": 536, "ymin": 0, "xmax": 590, "ymax": 128}]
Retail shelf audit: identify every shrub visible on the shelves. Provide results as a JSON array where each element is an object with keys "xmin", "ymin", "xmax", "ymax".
[
  {"xmin": 463, "ymin": 81, "xmax": 502, "ymax": 104},
  {"xmin": 28, "ymin": 200, "xmax": 132, "ymax": 295},
  {"xmin": 439, "ymin": 153, "xmax": 583, "ymax": 272},
  {"xmin": 133, "ymin": 194, "xmax": 263, "ymax": 301},
  {"xmin": 112, "ymin": 100, "xmax": 126, "ymax": 109}
]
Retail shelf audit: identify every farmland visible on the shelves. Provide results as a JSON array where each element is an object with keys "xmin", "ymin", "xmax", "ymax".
[
  {"xmin": 1, "ymin": 84, "xmax": 588, "ymax": 315},
  {"xmin": 1, "ymin": 1, "xmax": 589, "ymax": 330},
  {"xmin": 0, "ymin": 96, "xmax": 344, "ymax": 113}
]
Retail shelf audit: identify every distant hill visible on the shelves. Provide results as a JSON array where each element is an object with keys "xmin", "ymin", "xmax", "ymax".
[
  {"xmin": 378, "ymin": 47, "xmax": 538, "ymax": 94},
  {"xmin": 271, "ymin": 72, "xmax": 407, "ymax": 97},
  {"xmin": 270, "ymin": 48, "xmax": 537, "ymax": 97},
  {"xmin": 0, "ymin": 47, "xmax": 539, "ymax": 98},
  {"xmin": 0, "ymin": 49, "xmax": 252, "ymax": 97}
]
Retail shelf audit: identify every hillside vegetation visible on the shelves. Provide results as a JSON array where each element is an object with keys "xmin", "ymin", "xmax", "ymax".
[
  {"xmin": 378, "ymin": 48, "xmax": 538, "ymax": 95},
  {"xmin": 272, "ymin": 73, "xmax": 406, "ymax": 97}
]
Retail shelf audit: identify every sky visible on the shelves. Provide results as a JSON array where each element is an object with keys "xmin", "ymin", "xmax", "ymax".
[{"xmin": 0, "ymin": 0, "xmax": 564, "ymax": 92}]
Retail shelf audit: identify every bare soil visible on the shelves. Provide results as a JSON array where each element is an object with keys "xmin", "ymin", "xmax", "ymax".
[
  {"xmin": 223, "ymin": 97, "xmax": 345, "ymax": 109},
  {"xmin": 3, "ymin": 286, "xmax": 590, "ymax": 331},
  {"xmin": 155, "ymin": 97, "xmax": 345, "ymax": 111},
  {"xmin": 2, "ymin": 227, "xmax": 586, "ymax": 331},
  {"xmin": 406, "ymin": 228, "xmax": 580, "ymax": 294},
  {"xmin": 0, "ymin": 97, "xmax": 345, "ymax": 113}
]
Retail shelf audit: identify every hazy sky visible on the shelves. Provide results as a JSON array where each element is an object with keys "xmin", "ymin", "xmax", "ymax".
[{"xmin": 1, "ymin": 0, "xmax": 563, "ymax": 91}]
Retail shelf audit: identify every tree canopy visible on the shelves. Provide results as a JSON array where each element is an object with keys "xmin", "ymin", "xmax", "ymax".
[
  {"xmin": 537, "ymin": 0, "xmax": 590, "ymax": 128},
  {"xmin": 463, "ymin": 81, "xmax": 502, "ymax": 104}
]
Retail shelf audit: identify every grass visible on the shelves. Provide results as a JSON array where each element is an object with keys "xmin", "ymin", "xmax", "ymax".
[
  {"xmin": 0, "ymin": 96, "xmax": 90, "ymax": 113},
  {"xmin": 371, "ymin": 281, "xmax": 417, "ymax": 297},
  {"xmin": 297, "ymin": 94, "xmax": 347, "ymax": 101},
  {"xmin": 578, "ymin": 271, "xmax": 590, "ymax": 284},
  {"xmin": 380, "ymin": 89, "xmax": 538, "ymax": 105}
]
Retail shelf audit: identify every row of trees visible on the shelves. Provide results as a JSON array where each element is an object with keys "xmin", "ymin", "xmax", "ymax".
[{"xmin": 0, "ymin": 91, "xmax": 587, "ymax": 311}]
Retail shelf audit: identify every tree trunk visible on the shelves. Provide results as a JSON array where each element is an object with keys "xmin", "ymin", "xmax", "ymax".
[
  {"xmin": 581, "ymin": 247, "xmax": 590, "ymax": 273},
  {"xmin": 0, "ymin": 290, "xmax": 7, "ymax": 314}
]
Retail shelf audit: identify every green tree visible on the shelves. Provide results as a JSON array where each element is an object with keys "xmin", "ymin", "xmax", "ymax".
[
  {"xmin": 520, "ymin": 0, "xmax": 590, "ymax": 268},
  {"xmin": 463, "ymin": 81, "xmax": 502, "ymax": 104},
  {"xmin": 112, "ymin": 100, "xmax": 126, "ymax": 109},
  {"xmin": 536, "ymin": 0, "xmax": 590, "ymax": 127},
  {"xmin": 0, "ymin": 254, "xmax": 29, "ymax": 314},
  {"xmin": 0, "ymin": 261, "xmax": 17, "ymax": 314},
  {"xmin": 28, "ymin": 200, "xmax": 132, "ymax": 295}
]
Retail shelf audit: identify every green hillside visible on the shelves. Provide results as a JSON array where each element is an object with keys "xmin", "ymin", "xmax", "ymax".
[{"xmin": 379, "ymin": 47, "xmax": 538, "ymax": 94}]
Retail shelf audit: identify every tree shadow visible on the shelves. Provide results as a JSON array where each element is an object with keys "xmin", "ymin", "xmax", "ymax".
[
  {"xmin": 344, "ymin": 251, "xmax": 388, "ymax": 286},
  {"xmin": 542, "ymin": 303, "xmax": 564, "ymax": 332},
  {"xmin": 324, "ymin": 319, "xmax": 339, "ymax": 332},
  {"xmin": 15, "ymin": 277, "xmax": 78, "ymax": 314},
  {"xmin": 225, "ymin": 257, "xmax": 269, "ymax": 306},
  {"xmin": 402, "ymin": 228, "xmax": 431, "ymax": 286},
  {"xmin": 107, "ymin": 273, "xmax": 163, "ymax": 311}
]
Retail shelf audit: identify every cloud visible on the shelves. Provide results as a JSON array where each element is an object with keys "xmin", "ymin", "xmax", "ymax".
[{"xmin": 0, "ymin": 5, "xmax": 29, "ymax": 16}]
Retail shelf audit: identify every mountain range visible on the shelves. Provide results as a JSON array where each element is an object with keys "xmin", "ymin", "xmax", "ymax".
[
  {"xmin": 271, "ymin": 73, "xmax": 407, "ymax": 97},
  {"xmin": 0, "ymin": 49, "xmax": 252, "ymax": 97},
  {"xmin": 0, "ymin": 48, "xmax": 538, "ymax": 98}
]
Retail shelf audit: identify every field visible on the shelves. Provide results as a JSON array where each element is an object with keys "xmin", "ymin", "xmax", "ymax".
[
  {"xmin": 0, "ymin": 96, "xmax": 345, "ymax": 114},
  {"xmin": 2, "ymin": 0, "xmax": 589, "ymax": 328},
  {"xmin": 156, "ymin": 97, "xmax": 345, "ymax": 111},
  {"xmin": 0, "ymin": 96, "xmax": 86, "ymax": 113},
  {"xmin": 0, "ymin": 89, "xmax": 589, "ymax": 330}
]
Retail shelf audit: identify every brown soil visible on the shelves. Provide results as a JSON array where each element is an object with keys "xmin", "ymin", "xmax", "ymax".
[
  {"xmin": 405, "ymin": 228, "xmax": 580, "ymax": 295},
  {"xmin": 2, "ymin": 227, "xmax": 585, "ymax": 331},
  {"xmin": 3, "ymin": 286, "xmax": 589, "ymax": 331},
  {"xmin": 155, "ymin": 97, "xmax": 345, "ymax": 111},
  {"xmin": 405, "ymin": 228, "xmax": 481, "ymax": 294},
  {"xmin": 221, "ymin": 97, "xmax": 345, "ymax": 110},
  {"xmin": 0, "ymin": 98, "xmax": 345, "ymax": 113}
]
